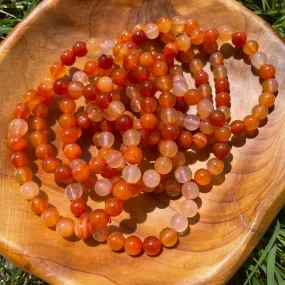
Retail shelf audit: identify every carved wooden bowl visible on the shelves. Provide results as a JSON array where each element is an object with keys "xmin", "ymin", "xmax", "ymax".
[{"xmin": 1, "ymin": 0, "xmax": 285, "ymax": 284}]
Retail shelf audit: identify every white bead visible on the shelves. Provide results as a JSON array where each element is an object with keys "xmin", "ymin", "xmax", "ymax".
[
  {"xmin": 98, "ymin": 131, "xmax": 115, "ymax": 147},
  {"xmin": 181, "ymin": 182, "xmax": 199, "ymax": 199},
  {"xmin": 184, "ymin": 114, "xmax": 200, "ymax": 131},
  {"xmin": 65, "ymin": 183, "xmax": 83, "ymax": 200},
  {"xmin": 70, "ymin": 159, "xmax": 86, "ymax": 169},
  {"xmin": 122, "ymin": 165, "xmax": 141, "ymax": 184},
  {"xmin": 142, "ymin": 170, "xmax": 161, "ymax": 188},
  {"xmin": 20, "ymin": 181, "xmax": 39, "ymax": 200},
  {"xmin": 174, "ymin": 166, "xmax": 192, "ymax": 183},
  {"xmin": 180, "ymin": 200, "xmax": 198, "ymax": 217},
  {"xmin": 94, "ymin": 179, "xmax": 112, "ymax": 196},
  {"xmin": 9, "ymin": 119, "xmax": 28, "ymax": 135},
  {"xmin": 100, "ymin": 40, "xmax": 115, "ymax": 56},
  {"xmin": 251, "ymin": 52, "xmax": 267, "ymax": 69},
  {"xmin": 170, "ymin": 214, "xmax": 188, "ymax": 232},
  {"xmin": 72, "ymin": 71, "xmax": 89, "ymax": 85}
]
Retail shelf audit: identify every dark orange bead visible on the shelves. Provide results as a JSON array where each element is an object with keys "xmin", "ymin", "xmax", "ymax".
[
  {"xmin": 37, "ymin": 82, "xmax": 54, "ymax": 104},
  {"xmin": 83, "ymin": 83, "xmax": 100, "ymax": 101},
  {"xmin": 30, "ymin": 195, "xmax": 48, "ymax": 214},
  {"xmin": 259, "ymin": 64, "xmax": 276, "ymax": 80},
  {"xmin": 30, "ymin": 131, "xmax": 48, "ymax": 147},
  {"xmin": 13, "ymin": 103, "xmax": 31, "ymax": 119},
  {"xmin": 193, "ymin": 132, "xmax": 208, "ymax": 148},
  {"xmin": 232, "ymin": 31, "xmax": 247, "ymax": 46},
  {"xmin": 215, "ymin": 92, "xmax": 231, "ymax": 106},
  {"xmin": 132, "ymin": 30, "xmax": 146, "ymax": 45},
  {"xmin": 213, "ymin": 142, "xmax": 230, "ymax": 159},
  {"xmin": 11, "ymin": 151, "xmax": 29, "ymax": 167},
  {"xmin": 190, "ymin": 29, "xmax": 204, "ymax": 45},
  {"xmin": 60, "ymin": 50, "xmax": 76, "ymax": 66},
  {"xmin": 215, "ymin": 78, "xmax": 230, "ymax": 92},
  {"xmin": 124, "ymin": 235, "xmax": 143, "ymax": 256},
  {"xmin": 55, "ymin": 164, "xmax": 72, "ymax": 182},
  {"xmin": 89, "ymin": 157, "xmax": 107, "ymax": 174},
  {"xmin": 33, "ymin": 103, "xmax": 49, "ymax": 118},
  {"xmin": 124, "ymin": 145, "xmax": 143, "ymax": 164},
  {"xmin": 185, "ymin": 19, "xmax": 199, "ymax": 35},
  {"xmin": 140, "ymin": 80, "xmax": 157, "ymax": 97},
  {"xmin": 59, "ymin": 98, "xmax": 76, "ymax": 113},
  {"xmin": 194, "ymin": 71, "xmax": 209, "ymax": 85},
  {"xmin": 111, "ymin": 68, "xmax": 128, "ymax": 86},
  {"xmin": 133, "ymin": 65, "xmax": 150, "ymax": 82},
  {"xmin": 59, "ymin": 113, "xmax": 76, "ymax": 128},
  {"xmin": 42, "ymin": 156, "xmax": 61, "ymax": 173},
  {"xmin": 105, "ymin": 197, "xmax": 123, "ymax": 216},
  {"xmin": 116, "ymin": 115, "xmax": 133, "ymax": 132},
  {"xmin": 70, "ymin": 198, "xmax": 87, "ymax": 216},
  {"xmin": 91, "ymin": 209, "xmax": 108, "ymax": 229},
  {"xmin": 140, "ymin": 97, "xmax": 157, "ymax": 113},
  {"xmin": 194, "ymin": 168, "xmax": 212, "ymax": 185},
  {"xmin": 184, "ymin": 89, "xmax": 202, "ymax": 105},
  {"xmin": 35, "ymin": 143, "xmax": 54, "ymax": 160},
  {"xmin": 204, "ymin": 27, "xmax": 219, "ymax": 44},
  {"xmin": 61, "ymin": 128, "xmax": 78, "ymax": 143},
  {"xmin": 177, "ymin": 131, "xmax": 193, "ymax": 148},
  {"xmin": 76, "ymin": 112, "xmax": 91, "ymax": 129},
  {"xmin": 123, "ymin": 53, "xmax": 139, "ymax": 71},
  {"xmin": 143, "ymin": 236, "xmax": 162, "ymax": 256},
  {"xmin": 9, "ymin": 135, "xmax": 28, "ymax": 151},
  {"xmin": 96, "ymin": 93, "xmax": 112, "ymax": 109},
  {"xmin": 29, "ymin": 116, "xmax": 47, "ymax": 131},
  {"xmin": 158, "ymin": 92, "xmax": 176, "ymax": 108},
  {"xmin": 84, "ymin": 60, "xmax": 100, "ymax": 76},
  {"xmin": 139, "ymin": 52, "xmax": 155, "ymax": 68},
  {"xmin": 72, "ymin": 163, "xmax": 90, "ymax": 182},
  {"xmin": 215, "ymin": 126, "xmax": 231, "ymax": 142},
  {"xmin": 140, "ymin": 113, "xmax": 158, "ymax": 131},
  {"xmin": 72, "ymin": 41, "xmax": 87, "ymax": 57},
  {"xmin": 164, "ymin": 42, "xmax": 179, "ymax": 58},
  {"xmin": 112, "ymin": 179, "xmax": 133, "ymax": 201},
  {"xmin": 230, "ymin": 120, "xmax": 245, "ymax": 136},
  {"xmin": 107, "ymin": 231, "xmax": 125, "ymax": 251},
  {"xmin": 161, "ymin": 124, "xmax": 179, "ymax": 140},
  {"xmin": 53, "ymin": 79, "xmax": 69, "ymax": 95},
  {"xmin": 209, "ymin": 110, "xmax": 226, "ymax": 127}
]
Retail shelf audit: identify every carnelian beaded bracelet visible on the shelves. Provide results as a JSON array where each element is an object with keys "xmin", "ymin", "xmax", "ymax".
[{"xmin": 9, "ymin": 15, "xmax": 279, "ymax": 256}]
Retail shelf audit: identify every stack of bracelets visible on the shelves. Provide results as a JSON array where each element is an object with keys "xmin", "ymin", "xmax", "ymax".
[{"xmin": 8, "ymin": 16, "xmax": 278, "ymax": 256}]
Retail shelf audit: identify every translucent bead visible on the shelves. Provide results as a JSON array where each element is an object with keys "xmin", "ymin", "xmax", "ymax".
[
  {"xmin": 243, "ymin": 115, "xmax": 259, "ymax": 131},
  {"xmin": 143, "ymin": 169, "xmax": 161, "ymax": 188},
  {"xmin": 14, "ymin": 167, "xmax": 32, "ymax": 184},
  {"xmin": 159, "ymin": 140, "xmax": 178, "ymax": 158},
  {"xmin": 197, "ymin": 99, "xmax": 214, "ymax": 120},
  {"xmin": 252, "ymin": 104, "xmax": 268, "ymax": 120},
  {"xmin": 86, "ymin": 37, "xmax": 101, "ymax": 55},
  {"xmin": 218, "ymin": 25, "xmax": 232, "ymax": 41},
  {"xmin": 100, "ymin": 39, "xmax": 115, "ymax": 55},
  {"xmin": 199, "ymin": 119, "xmax": 214, "ymax": 134},
  {"xmin": 123, "ymin": 129, "xmax": 140, "ymax": 146},
  {"xmin": 180, "ymin": 200, "xmax": 198, "ymax": 217},
  {"xmin": 94, "ymin": 179, "xmax": 112, "ymax": 196},
  {"xmin": 20, "ymin": 181, "xmax": 39, "ymax": 200},
  {"xmin": 130, "ymin": 98, "xmax": 141, "ymax": 112},
  {"xmin": 258, "ymin": 92, "xmax": 275, "ymax": 107},
  {"xmin": 30, "ymin": 195, "xmax": 48, "ymax": 214},
  {"xmin": 171, "ymin": 151, "xmax": 186, "ymax": 167},
  {"xmin": 106, "ymin": 150, "xmax": 124, "ymax": 168},
  {"xmin": 72, "ymin": 71, "xmax": 89, "ymax": 85},
  {"xmin": 189, "ymin": 59, "xmax": 204, "ymax": 74},
  {"xmin": 65, "ymin": 183, "xmax": 83, "ymax": 200},
  {"xmin": 176, "ymin": 35, "xmax": 191, "ymax": 51},
  {"xmin": 122, "ymin": 165, "xmax": 141, "ymax": 184},
  {"xmin": 157, "ymin": 16, "xmax": 172, "ymax": 33},
  {"xmin": 172, "ymin": 80, "xmax": 188, "ymax": 97},
  {"xmin": 124, "ymin": 235, "xmax": 143, "ymax": 256},
  {"xmin": 243, "ymin": 40, "xmax": 259, "ymax": 56},
  {"xmin": 70, "ymin": 159, "xmax": 86, "ymax": 169},
  {"xmin": 56, "ymin": 218, "xmax": 75, "ymax": 237},
  {"xmin": 97, "ymin": 76, "xmax": 113, "ymax": 93},
  {"xmin": 107, "ymin": 231, "xmax": 125, "ymax": 251},
  {"xmin": 194, "ymin": 168, "xmax": 212, "ymax": 185},
  {"xmin": 112, "ymin": 179, "xmax": 133, "ymax": 200},
  {"xmin": 213, "ymin": 65, "xmax": 228, "ymax": 80},
  {"xmin": 107, "ymin": 101, "xmax": 125, "ymax": 120},
  {"xmin": 105, "ymin": 197, "xmax": 123, "ymax": 216},
  {"xmin": 160, "ymin": 108, "xmax": 178, "ymax": 124},
  {"xmin": 9, "ymin": 119, "xmax": 28, "ymax": 135},
  {"xmin": 42, "ymin": 208, "xmax": 60, "ymax": 228},
  {"xmin": 190, "ymin": 29, "xmax": 204, "ymax": 45},
  {"xmin": 209, "ymin": 52, "xmax": 223, "ymax": 66},
  {"xmin": 143, "ymin": 236, "xmax": 162, "ymax": 256},
  {"xmin": 154, "ymin": 156, "xmax": 172, "ymax": 175},
  {"xmin": 251, "ymin": 52, "xmax": 267, "ymax": 69},
  {"xmin": 184, "ymin": 114, "xmax": 200, "ymax": 131},
  {"xmin": 159, "ymin": 227, "xmax": 178, "ymax": 247},
  {"xmin": 173, "ymin": 75, "xmax": 186, "ymax": 83},
  {"xmin": 98, "ymin": 131, "xmax": 115, "ymax": 147},
  {"xmin": 92, "ymin": 227, "xmax": 110, "ymax": 242},
  {"xmin": 144, "ymin": 23, "xmax": 159, "ymax": 39},
  {"xmin": 262, "ymin": 78, "xmax": 279, "ymax": 93},
  {"xmin": 175, "ymin": 166, "xmax": 192, "ymax": 183},
  {"xmin": 74, "ymin": 218, "xmax": 93, "ymax": 239},
  {"xmin": 207, "ymin": 158, "xmax": 224, "ymax": 175},
  {"xmin": 181, "ymin": 182, "xmax": 199, "ymax": 199},
  {"xmin": 171, "ymin": 16, "xmax": 185, "ymax": 33},
  {"xmin": 170, "ymin": 214, "xmax": 188, "ymax": 232}
]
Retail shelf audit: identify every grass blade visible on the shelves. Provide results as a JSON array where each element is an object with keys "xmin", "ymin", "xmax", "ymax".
[{"xmin": 267, "ymin": 244, "xmax": 277, "ymax": 285}]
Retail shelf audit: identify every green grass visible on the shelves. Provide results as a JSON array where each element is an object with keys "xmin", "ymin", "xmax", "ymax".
[{"xmin": 1, "ymin": 0, "xmax": 285, "ymax": 284}]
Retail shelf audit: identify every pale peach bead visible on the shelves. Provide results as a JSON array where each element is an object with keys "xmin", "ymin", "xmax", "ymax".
[
  {"xmin": 94, "ymin": 179, "xmax": 112, "ymax": 196},
  {"xmin": 87, "ymin": 105, "xmax": 104, "ymax": 122},
  {"xmin": 70, "ymin": 159, "xmax": 87, "ymax": 169},
  {"xmin": 97, "ymin": 76, "xmax": 113, "ymax": 93},
  {"xmin": 209, "ymin": 52, "xmax": 224, "ymax": 66},
  {"xmin": 145, "ymin": 23, "xmax": 160, "ymax": 39},
  {"xmin": 199, "ymin": 119, "xmax": 215, "ymax": 134},
  {"xmin": 56, "ymin": 218, "xmax": 75, "ymax": 237},
  {"xmin": 42, "ymin": 208, "xmax": 60, "ymax": 228},
  {"xmin": 123, "ymin": 129, "xmax": 140, "ymax": 146},
  {"xmin": 86, "ymin": 37, "xmax": 101, "ymax": 55},
  {"xmin": 122, "ymin": 165, "xmax": 141, "ymax": 183},
  {"xmin": 181, "ymin": 182, "xmax": 199, "ymax": 199},
  {"xmin": 154, "ymin": 156, "xmax": 172, "ymax": 175},
  {"xmin": 20, "ymin": 181, "xmax": 39, "ymax": 200},
  {"xmin": 9, "ymin": 119, "xmax": 28, "ymax": 135},
  {"xmin": 184, "ymin": 114, "xmax": 200, "ymax": 131},
  {"xmin": 160, "ymin": 108, "xmax": 178, "ymax": 124},
  {"xmin": 262, "ymin": 78, "xmax": 279, "ymax": 93},
  {"xmin": 171, "ymin": 16, "xmax": 185, "ymax": 33},
  {"xmin": 106, "ymin": 150, "xmax": 124, "ymax": 168},
  {"xmin": 65, "ymin": 183, "xmax": 83, "ymax": 200},
  {"xmin": 143, "ymin": 169, "xmax": 161, "ymax": 188},
  {"xmin": 197, "ymin": 99, "xmax": 214, "ymax": 119},
  {"xmin": 171, "ymin": 214, "xmax": 188, "ymax": 232},
  {"xmin": 107, "ymin": 101, "xmax": 125, "ymax": 119},
  {"xmin": 92, "ymin": 227, "xmax": 110, "ymax": 242},
  {"xmin": 174, "ymin": 166, "xmax": 192, "ymax": 183},
  {"xmin": 100, "ymin": 39, "xmax": 115, "ymax": 56},
  {"xmin": 213, "ymin": 65, "xmax": 228, "ymax": 79},
  {"xmin": 159, "ymin": 140, "xmax": 178, "ymax": 158},
  {"xmin": 198, "ymin": 84, "xmax": 212, "ymax": 98},
  {"xmin": 72, "ymin": 71, "xmax": 89, "ymax": 85},
  {"xmin": 172, "ymin": 80, "xmax": 188, "ymax": 97},
  {"xmin": 98, "ymin": 131, "xmax": 115, "ymax": 147},
  {"xmin": 130, "ymin": 98, "xmax": 141, "ymax": 112},
  {"xmin": 218, "ymin": 25, "xmax": 232, "ymax": 41},
  {"xmin": 216, "ymin": 106, "xmax": 231, "ymax": 120},
  {"xmin": 157, "ymin": 16, "xmax": 172, "ymax": 33},
  {"xmin": 173, "ymin": 75, "xmax": 186, "ymax": 83},
  {"xmin": 176, "ymin": 35, "xmax": 191, "ymax": 51},
  {"xmin": 180, "ymin": 200, "xmax": 198, "ymax": 217},
  {"xmin": 189, "ymin": 59, "xmax": 204, "ymax": 74},
  {"xmin": 251, "ymin": 52, "xmax": 267, "ymax": 69}
]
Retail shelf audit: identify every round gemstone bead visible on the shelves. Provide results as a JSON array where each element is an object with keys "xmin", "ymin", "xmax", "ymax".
[
  {"xmin": 157, "ymin": 16, "xmax": 172, "ymax": 33},
  {"xmin": 14, "ymin": 167, "xmax": 33, "ymax": 184},
  {"xmin": 231, "ymin": 120, "xmax": 245, "ymax": 136},
  {"xmin": 41, "ymin": 208, "xmax": 60, "ymax": 228},
  {"xmin": 172, "ymin": 80, "xmax": 188, "ymax": 97},
  {"xmin": 107, "ymin": 231, "xmax": 125, "ymax": 251},
  {"xmin": 143, "ymin": 169, "xmax": 161, "ymax": 188},
  {"xmin": 105, "ymin": 197, "xmax": 123, "ymax": 216},
  {"xmin": 172, "ymin": 16, "xmax": 185, "ymax": 33},
  {"xmin": 56, "ymin": 218, "xmax": 75, "ymax": 237},
  {"xmin": 184, "ymin": 114, "xmax": 200, "ymax": 131},
  {"xmin": 243, "ymin": 40, "xmax": 259, "ymax": 55},
  {"xmin": 258, "ymin": 92, "xmax": 275, "ymax": 107},
  {"xmin": 180, "ymin": 200, "xmax": 198, "ymax": 217},
  {"xmin": 106, "ymin": 150, "xmax": 124, "ymax": 168},
  {"xmin": 70, "ymin": 198, "xmax": 87, "ymax": 217},
  {"xmin": 251, "ymin": 52, "xmax": 267, "ymax": 69},
  {"xmin": 91, "ymin": 209, "xmax": 108, "ymax": 229},
  {"xmin": 218, "ymin": 25, "xmax": 232, "ymax": 41},
  {"xmin": 197, "ymin": 99, "xmax": 214, "ymax": 119},
  {"xmin": 144, "ymin": 23, "xmax": 159, "ymax": 39},
  {"xmin": 9, "ymin": 119, "xmax": 28, "ymax": 135},
  {"xmin": 112, "ymin": 179, "xmax": 133, "ymax": 201},
  {"xmin": 124, "ymin": 235, "xmax": 143, "ymax": 256},
  {"xmin": 181, "ymin": 182, "xmax": 199, "ymax": 199},
  {"xmin": 171, "ymin": 214, "xmax": 188, "ymax": 232},
  {"xmin": 159, "ymin": 227, "xmax": 178, "ymax": 247},
  {"xmin": 232, "ymin": 31, "xmax": 247, "ymax": 46},
  {"xmin": 194, "ymin": 168, "xmax": 212, "ymax": 185},
  {"xmin": 86, "ymin": 37, "xmax": 101, "ymax": 54},
  {"xmin": 159, "ymin": 140, "xmax": 178, "ymax": 158},
  {"xmin": 74, "ymin": 218, "xmax": 93, "ymax": 239},
  {"xmin": 174, "ymin": 166, "xmax": 192, "ymax": 183},
  {"xmin": 20, "ymin": 181, "xmax": 39, "ymax": 200},
  {"xmin": 143, "ymin": 236, "xmax": 162, "ymax": 256},
  {"xmin": 94, "ymin": 179, "xmax": 112, "ymax": 196},
  {"xmin": 122, "ymin": 165, "xmax": 141, "ymax": 184},
  {"xmin": 252, "ymin": 104, "xmax": 268, "ymax": 120},
  {"xmin": 98, "ymin": 131, "xmax": 114, "ymax": 147},
  {"xmin": 207, "ymin": 158, "xmax": 224, "ymax": 175},
  {"xmin": 262, "ymin": 78, "xmax": 279, "ymax": 93},
  {"xmin": 243, "ymin": 115, "xmax": 259, "ymax": 131},
  {"xmin": 155, "ymin": 156, "xmax": 172, "ymax": 175},
  {"xmin": 123, "ymin": 129, "xmax": 140, "ymax": 146},
  {"xmin": 65, "ymin": 183, "xmax": 83, "ymax": 200},
  {"xmin": 176, "ymin": 35, "xmax": 191, "ymax": 51},
  {"xmin": 92, "ymin": 227, "xmax": 110, "ymax": 242}
]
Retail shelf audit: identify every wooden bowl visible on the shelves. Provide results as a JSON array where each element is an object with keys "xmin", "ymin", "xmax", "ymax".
[{"xmin": 1, "ymin": 0, "xmax": 285, "ymax": 284}]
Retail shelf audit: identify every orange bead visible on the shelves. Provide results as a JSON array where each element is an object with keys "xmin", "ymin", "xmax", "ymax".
[
  {"xmin": 164, "ymin": 42, "xmax": 179, "ymax": 58},
  {"xmin": 185, "ymin": 89, "xmax": 202, "ymax": 105},
  {"xmin": 185, "ymin": 19, "xmax": 199, "ymax": 35},
  {"xmin": 204, "ymin": 27, "xmax": 219, "ymax": 44},
  {"xmin": 190, "ymin": 29, "xmax": 204, "ymax": 45},
  {"xmin": 123, "ymin": 53, "xmax": 139, "ymax": 71},
  {"xmin": 258, "ymin": 92, "xmax": 275, "ymax": 108},
  {"xmin": 9, "ymin": 135, "xmax": 28, "ymax": 151},
  {"xmin": 63, "ymin": 143, "xmax": 82, "ymax": 160},
  {"xmin": 124, "ymin": 235, "xmax": 143, "ymax": 256},
  {"xmin": 74, "ymin": 218, "xmax": 93, "ymax": 239},
  {"xmin": 29, "ymin": 116, "xmax": 47, "ymax": 131},
  {"xmin": 30, "ymin": 195, "xmax": 48, "ymax": 214},
  {"xmin": 42, "ymin": 157, "xmax": 61, "ymax": 173},
  {"xmin": 30, "ymin": 131, "xmax": 48, "ymax": 147},
  {"xmin": 124, "ymin": 145, "xmax": 143, "ymax": 164},
  {"xmin": 215, "ymin": 126, "xmax": 231, "ymax": 141},
  {"xmin": 157, "ymin": 16, "xmax": 172, "ymax": 33},
  {"xmin": 143, "ymin": 236, "xmax": 162, "ymax": 256},
  {"xmin": 11, "ymin": 151, "xmax": 29, "ymax": 167},
  {"xmin": 177, "ymin": 131, "xmax": 193, "ymax": 148},
  {"xmin": 98, "ymin": 147, "xmax": 113, "ymax": 160},
  {"xmin": 259, "ymin": 64, "xmax": 276, "ymax": 80},
  {"xmin": 215, "ymin": 92, "xmax": 230, "ymax": 106},
  {"xmin": 158, "ymin": 92, "xmax": 176, "ymax": 108},
  {"xmin": 107, "ymin": 231, "xmax": 125, "ymax": 251},
  {"xmin": 251, "ymin": 104, "xmax": 268, "ymax": 120},
  {"xmin": 243, "ymin": 40, "xmax": 259, "ymax": 56},
  {"xmin": 23, "ymin": 89, "xmax": 41, "ymax": 107},
  {"xmin": 84, "ymin": 60, "xmax": 100, "ymax": 76},
  {"xmin": 193, "ymin": 132, "xmax": 207, "ymax": 148},
  {"xmin": 160, "ymin": 31, "xmax": 176, "ymax": 44},
  {"xmin": 151, "ymin": 61, "xmax": 168, "ymax": 77},
  {"xmin": 14, "ymin": 166, "xmax": 33, "ymax": 184},
  {"xmin": 215, "ymin": 78, "xmax": 230, "ymax": 92},
  {"xmin": 139, "ymin": 52, "xmax": 155, "ymax": 69},
  {"xmin": 50, "ymin": 62, "xmax": 66, "ymax": 79},
  {"xmin": 243, "ymin": 115, "xmax": 259, "ymax": 131},
  {"xmin": 59, "ymin": 113, "xmax": 76, "ymax": 128},
  {"xmin": 112, "ymin": 179, "xmax": 133, "ymax": 201},
  {"xmin": 72, "ymin": 163, "xmax": 90, "ymax": 182},
  {"xmin": 12, "ymin": 103, "xmax": 31, "ymax": 119},
  {"xmin": 33, "ymin": 103, "xmax": 49, "ymax": 118},
  {"xmin": 35, "ymin": 143, "xmax": 54, "ymax": 160},
  {"xmin": 140, "ymin": 113, "xmax": 158, "ymax": 131},
  {"xmin": 37, "ymin": 82, "xmax": 54, "ymax": 104},
  {"xmin": 194, "ymin": 168, "xmax": 212, "ymax": 185},
  {"xmin": 55, "ymin": 164, "xmax": 72, "ymax": 182},
  {"xmin": 61, "ymin": 128, "xmax": 78, "ymax": 143},
  {"xmin": 91, "ymin": 209, "xmax": 108, "ymax": 229},
  {"xmin": 156, "ymin": 75, "xmax": 173, "ymax": 92},
  {"xmin": 89, "ymin": 156, "xmax": 107, "ymax": 174},
  {"xmin": 194, "ymin": 71, "xmax": 209, "ymax": 85},
  {"xmin": 230, "ymin": 120, "xmax": 245, "ymax": 136},
  {"xmin": 41, "ymin": 208, "xmax": 60, "ymax": 227},
  {"xmin": 105, "ymin": 197, "xmax": 123, "ymax": 216},
  {"xmin": 59, "ymin": 98, "xmax": 76, "ymax": 113}
]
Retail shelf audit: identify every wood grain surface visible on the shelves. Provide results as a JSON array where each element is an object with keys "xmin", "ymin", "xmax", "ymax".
[{"xmin": 0, "ymin": 0, "xmax": 285, "ymax": 284}]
